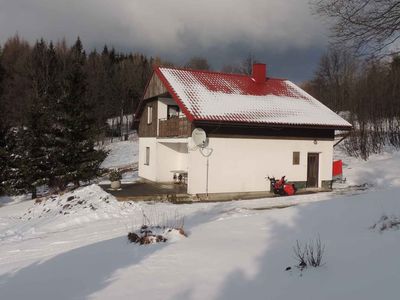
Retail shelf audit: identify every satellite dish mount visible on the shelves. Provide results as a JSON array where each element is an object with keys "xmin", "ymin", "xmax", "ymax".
[{"xmin": 191, "ymin": 128, "xmax": 212, "ymax": 197}]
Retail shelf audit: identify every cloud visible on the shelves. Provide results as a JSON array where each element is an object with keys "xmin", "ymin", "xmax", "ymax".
[{"xmin": 0, "ymin": 0, "xmax": 328, "ymax": 80}]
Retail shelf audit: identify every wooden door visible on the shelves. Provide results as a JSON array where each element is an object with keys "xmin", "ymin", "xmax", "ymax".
[{"xmin": 307, "ymin": 153, "xmax": 319, "ymax": 188}]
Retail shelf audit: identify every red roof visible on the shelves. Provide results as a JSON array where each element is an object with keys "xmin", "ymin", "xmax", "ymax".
[{"xmin": 136, "ymin": 66, "xmax": 351, "ymax": 129}]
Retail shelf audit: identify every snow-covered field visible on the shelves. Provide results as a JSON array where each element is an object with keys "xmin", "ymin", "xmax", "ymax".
[
  {"xmin": 100, "ymin": 139, "xmax": 138, "ymax": 170},
  {"xmin": 0, "ymin": 142, "xmax": 399, "ymax": 300},
  {"xmin": 98, "ymin": 139, "xmax": 139, "ymax": 184}
]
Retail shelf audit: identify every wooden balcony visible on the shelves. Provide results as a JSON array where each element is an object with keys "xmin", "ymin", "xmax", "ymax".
[{"xmin": 159, "ymin": 116, "xmax": 192, "ymax": 138}]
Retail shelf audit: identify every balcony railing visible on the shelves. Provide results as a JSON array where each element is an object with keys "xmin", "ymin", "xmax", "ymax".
[{"xmin": 159, "ymin": 116, "xmax": 192, "ymax": 138}]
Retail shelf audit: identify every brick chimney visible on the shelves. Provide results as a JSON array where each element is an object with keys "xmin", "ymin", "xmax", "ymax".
[{"xmin": 252, "ymin": 63, "xmax": 266, "ymax": 83}]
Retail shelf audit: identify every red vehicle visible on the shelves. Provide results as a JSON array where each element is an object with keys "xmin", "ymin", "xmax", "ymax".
[{"xmin": 267, "ymin": 176, "xmax": 297, "ymax": 196}]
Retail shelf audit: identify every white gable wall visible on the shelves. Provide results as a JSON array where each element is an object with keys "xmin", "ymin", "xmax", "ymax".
[
  {"xmin": 138, "ymin": 137, "xmax": 189, "ymax": 183},
  {"xmin": 187, "ymin": 137, "xmax": 333, "ymax": 194},
  {"xmin": 138, "ymin": 137, "xmax": 158, "ymax": 181},
  {"xmin": 156, "ymin": 141, "xmax": 188, "ymax": 182}
]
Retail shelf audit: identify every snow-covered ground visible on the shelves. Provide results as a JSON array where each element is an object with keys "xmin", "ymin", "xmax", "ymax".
[
  {"xmin": 0, "ymin": 145, "xmax": 399, "ymax": 300},
  {"xmin": 335, "ymin": 146, "xmax": 400, "ymax": 188},
  {"xmin": 100, "ymin": 139, "xmax": 138, "ymax": 170},
  {"xmin": 97, "ymin": 139, "xmax": 139, "ymax": 185}
]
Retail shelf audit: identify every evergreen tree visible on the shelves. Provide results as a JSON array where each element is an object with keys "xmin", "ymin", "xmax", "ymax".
[
  {"xmin": 5, "ymin": 125, "xmax": 48, "ymax": 198},
  {"xmin": 0, "ymin": 46, "xmax": 7, "ymax": 195},
  {"xmin": 51, "ymin": 38, "xmax": 106, "ymax": 190},
  {"xmin": 0, "ymin": 119, "xmax": 8, "ymax": 196},
  {"xmin": 5, "ymin": 40, "xmax": 54, "ymax": 198}
]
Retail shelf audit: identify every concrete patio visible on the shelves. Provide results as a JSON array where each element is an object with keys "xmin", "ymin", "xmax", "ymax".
[
  {"xmin": 100, "ymin": 180, "xmax": 331, "ymax": 203},
  {"xmin": 99, "ymin": 181, "xmax": 189, "ymax": 202}
]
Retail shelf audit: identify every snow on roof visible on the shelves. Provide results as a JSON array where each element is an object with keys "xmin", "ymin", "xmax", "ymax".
[{"xmin": 154, "ymin": 67, "xmax": 351, "ymax": 129}]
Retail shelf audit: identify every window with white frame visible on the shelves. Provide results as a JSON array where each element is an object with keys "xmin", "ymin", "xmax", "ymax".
[
  {"xmin": 145, "ymin": 147, "xmax": 150, "ymax": 165},
  {"xmin": 147, "ymin": 106, "xmax": 153, "ymax": 124}
]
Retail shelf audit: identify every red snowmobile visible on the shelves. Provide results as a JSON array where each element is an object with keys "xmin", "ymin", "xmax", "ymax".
[{"xmin": 267, "ymin": 176, "xmax": 297, "ymax": 196}]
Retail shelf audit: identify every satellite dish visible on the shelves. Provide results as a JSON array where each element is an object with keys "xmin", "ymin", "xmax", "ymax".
[{"xmin": 192, "ymin": 128, "xmax": 208, "ymax": 148}]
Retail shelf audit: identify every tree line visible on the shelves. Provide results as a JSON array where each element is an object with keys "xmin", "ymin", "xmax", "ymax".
[
  {"xmin": 0, "ymin": 35, "xmax": 167, "ymax": 197},
  {"xmin": 304, "ymin": 0, "xmax": 400, "ymax": 159},
  {"xmin": 0, "ymin": 35, "xmax": 161, "ymax": 136},
  {"xmin": 303, "ymin": 49, "xmax": 400, "ymax": 159}
]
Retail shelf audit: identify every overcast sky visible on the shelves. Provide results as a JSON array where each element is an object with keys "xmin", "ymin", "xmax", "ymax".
[{"xmin": 0, "ymin": 0, "xmax": 329, "ymax": 82}]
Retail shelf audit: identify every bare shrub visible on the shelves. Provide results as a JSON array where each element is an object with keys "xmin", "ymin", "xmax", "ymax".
[
  {"xmin": 293, "ymin": 236, "xmax": 325, "ymax": 269},
  {"xmin": 139, "ymin": 208, "xmax": 184, "ymax": 230},
  {"xmin": 306, "ymin": 236, "xmax": 325, "ymax": 267},
  {"xmin": 293, "ymin": 240, "xmax": 307, "ymax": 270},
  {"xmin": 127, "ymin": 208, "xmax": 186, "ymax": 245},
  {"xmin": 371, "ymin": 215, "xmax": 400, "ymax": 232}
]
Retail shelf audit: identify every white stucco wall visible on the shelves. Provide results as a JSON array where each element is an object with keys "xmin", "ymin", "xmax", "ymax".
[
  {"xmin": 156, "ymin": 141, "xmax": 188, "ymax": 182},
  {"xmin": 138, "ymin": 138, "xmax": 158, "ymax": 181},
  {"xmin": 138, "ymin": 137, "xmax": 189, "ymax": 183},
  {"xmin": 187, "ymin": 137, "xmax": 334, "ymax": 194}
]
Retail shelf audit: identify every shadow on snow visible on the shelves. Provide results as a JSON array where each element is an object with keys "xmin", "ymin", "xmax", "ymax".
[{"xmin": 0, "ymin": 202, "xmax": 228, "ymax": 300}]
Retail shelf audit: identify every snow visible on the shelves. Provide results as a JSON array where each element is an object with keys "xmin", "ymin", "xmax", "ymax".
[
  {"xmin": 98, "ymin": 139, "xmax": 139, "ymax": 184},
  {"xmin": 1, "ymin": 147, "xmax": 400, "ymax": 299},
  {"xmin": 159, "ymin": 67, "xmax": 351, "ymax": 128},
  {"xmin": 0, "ymin": 194, "xmax": 30, "ymax": 207},
  {"xmin": 335, "ymin": 145, "xmax": 400, "ymax": 188},
  {"xmin": 100, "ymin": 140, "xmax": 138, "ymax": 169}
]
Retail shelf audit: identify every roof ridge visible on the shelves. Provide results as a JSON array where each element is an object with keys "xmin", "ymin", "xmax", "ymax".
[{"xmin": 156, "ymin": 65, "xmax": 287, "ymax": 81}]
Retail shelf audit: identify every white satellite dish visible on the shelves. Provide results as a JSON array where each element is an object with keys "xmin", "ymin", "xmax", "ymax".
[{"xmin": 192, "ymin": 128, "xmax": 208, "ymax": 148}]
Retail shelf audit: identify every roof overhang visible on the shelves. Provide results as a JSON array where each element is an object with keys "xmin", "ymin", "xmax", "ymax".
[{"xmin": 193, "ymin": 120, "xmax": 352, "ymax": 131}]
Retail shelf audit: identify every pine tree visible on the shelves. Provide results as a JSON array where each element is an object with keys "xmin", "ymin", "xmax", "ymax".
[
  {"xmin": 5, "ymin": 40, "xmax": 54, "ymax": 198},
  {"xmin": 0, "ymin": 122, "xmax": 8, "ymax": 195},
  {"xmin": 5, "ymin": 125, "xmax": 48, "ymax": 198},
  {"xmin": 51, "ymin": 38, "xmax": 106, "ymax": 190},
  {"xmin": 0, "ymin": 46, "xmax": 8, "ymax": 195}
]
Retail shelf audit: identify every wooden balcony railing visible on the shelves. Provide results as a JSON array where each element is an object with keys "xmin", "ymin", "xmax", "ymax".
[{"xmin": 159, "ymin": 116, "xmax": 192, "ymax": 138}]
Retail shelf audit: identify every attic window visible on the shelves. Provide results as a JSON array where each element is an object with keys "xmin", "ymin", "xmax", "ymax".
[
  {"xmin": 147, "ymin": 106, "xmax": 153, "ymax": 124},
  {"xmin": 293, "ymin": 152, "xmax": 300, "ymax": 165}
]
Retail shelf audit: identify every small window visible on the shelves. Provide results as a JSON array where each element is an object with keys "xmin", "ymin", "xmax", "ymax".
[
  {"xmin": 167, "ymin": 105, "xmax": 180, "ymax": 119},
  {"xmin": 145, "ymin": 147, "xmax": 150, "ymax": 165},
  {"xmin": 293, "ymin": 152, "xmax": 300, "ymax": 165},
  {"xmin": 147, "ymin": 106, "xmax": 153, "ymax": 124}
]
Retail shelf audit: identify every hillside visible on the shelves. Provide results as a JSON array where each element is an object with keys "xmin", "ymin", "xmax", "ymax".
[{"xmin": 0, "ymin": 145, "xmax": 399, "ymax": 300}]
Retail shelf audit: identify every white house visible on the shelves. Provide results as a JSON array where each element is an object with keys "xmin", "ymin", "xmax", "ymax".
[{"xmin": 134, "ymin": 63, "xmax": 351, "ymax": 197}]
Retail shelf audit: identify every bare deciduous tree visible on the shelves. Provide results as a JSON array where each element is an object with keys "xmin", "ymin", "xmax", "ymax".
[
  {"xmin": 184, "ymin": 57, "xmax": 210, "ymax": 70},
  {"xmin": 221, "ymin": 53, "xmax": 258, "ymax": 75},
  {"xmin": 313, "ymin": 0, "xmax": 400, "ymax": 57},
  {"xmin": 304, "ymin": 48, "xmax": 358, "ymax": 112}
]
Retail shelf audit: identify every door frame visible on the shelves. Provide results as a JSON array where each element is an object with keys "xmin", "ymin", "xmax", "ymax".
[{"xmin": 307, "ymin": 152, "xmax": 320, "ymax": 188}]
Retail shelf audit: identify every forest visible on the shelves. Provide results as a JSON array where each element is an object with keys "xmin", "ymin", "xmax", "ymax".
[
  {"xmin": 0, "ymin": 36, "xmax": 161, "ymax": 196},
  {"xmin": 304, "ymin": 0, "xmax": 400, "ymax": 159},
  {"xmin": 0, "ymin": 36, "xmax": 158, "ymax": 136},
  {"xmin": 303, "ymin": 49, "xmax": 400, "ymax": 159}
]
